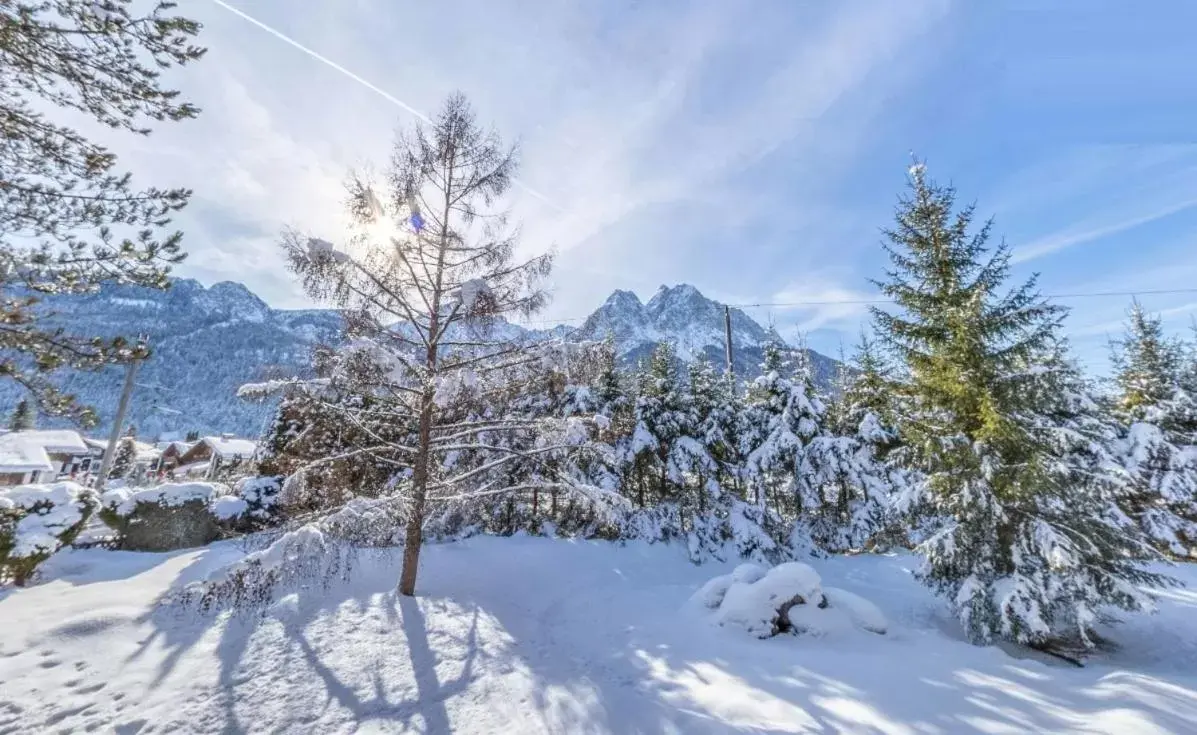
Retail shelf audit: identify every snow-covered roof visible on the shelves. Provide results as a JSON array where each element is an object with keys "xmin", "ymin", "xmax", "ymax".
[
  {"xmin": 159, "ymin": 440, "xmax": 197, "ymax": 454},
  {"xmin": 134, "ymin": 441, "xmax": 162, "ymax": 463},
  {"xmin": 0, "ymin": 434, "xmax": 55, "ymax": 473},
  {"xmin": 200, "ymin": 436, "xmax": 257, "ymax": 459},
  {"xmin": 0, "ymin": 430, "xmax": 89, "ymax": 456},
  {"xmin": 175, "ymin": 460, "xmax": 212, "ymax": 476}
]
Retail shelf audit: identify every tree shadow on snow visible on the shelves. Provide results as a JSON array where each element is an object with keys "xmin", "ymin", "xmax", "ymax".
[{"xmin": 124, "ymin": 537, "xmax": 1197, "ymax": 734}]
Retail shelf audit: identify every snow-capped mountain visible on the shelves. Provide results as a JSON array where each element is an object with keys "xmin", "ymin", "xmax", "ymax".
[
  {"xmin": 0, "ymin": 280, "xmax": 839, "ymax": 439},
  {"xmin": 0, "ymin": 279, "xmax": 342, "ymax": 439},
  {"xmin": 573, "ymin": 284, "xmax": 838, "ymax": 384}
]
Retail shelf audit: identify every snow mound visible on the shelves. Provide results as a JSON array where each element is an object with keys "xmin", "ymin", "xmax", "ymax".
[
  {"xmin": 211, "ymin": 496, "xmax": 248, "ymax": 521},
  {"xmin": 106, "ymin": 482, "xmax": 230, "ymax": 516},
  {"xmin": 701, "ymin": 562, "xmax": 888, "ymax": 639},
  {"xmin": 716, "ymin": 562, "xmax": 824, "ymax": 638},
  {"xmin": 689, "ymin": 563, "xmax": 770, "ymax": 610},
  {"xmin": 732, "ymin": 562, "xmax": 768, "ymax": 584}
]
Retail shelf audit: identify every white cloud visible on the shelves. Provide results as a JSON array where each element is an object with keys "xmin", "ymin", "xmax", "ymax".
[
  {"xmin": 1012, "ymin": 195, "xmax": 1197, "ymax": 264},
  {"xmin": 102, "ymin": 0, "xmax": 950, "ymax": 316},
  {"xmin": 767, "ymin": 276, "xmax": 883, "ymax": 338}
]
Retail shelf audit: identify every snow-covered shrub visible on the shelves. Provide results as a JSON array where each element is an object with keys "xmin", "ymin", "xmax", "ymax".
[
  {"xmin": 235, "ymin": 475, "xmax": 285, "ymax": 529},
  {"xmin": 175, "ymin": 526, "xmax": 354, "ymax": 613},
  {"xmin": 0, "ymin": 482, "xmax": 98, "ymax": 585},
  {"xmin": 693, "ymin": 561, "xmax": 888, "ymax": 639},
  {"xmin": 100, "ymin": 482, "xmax": 234, "ymax": 551},
  {"xmin": 715, "ymin": 562, "xmax": 825, "ymax": 638}
]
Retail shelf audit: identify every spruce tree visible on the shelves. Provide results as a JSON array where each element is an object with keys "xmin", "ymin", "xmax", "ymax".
[
  {"xmin": 7, "ymin": 399, "xmax": 36, "ymax": 431},
  {"xmin": 689, "ymin": 358, "xmax": 744, "ymax": 501},
  {"xmin": 873, "ymin": 163, "xmax": 1167, "ymax": 647},
  {"xmin": 839, "ymin": 331, "xmax": 898, "ymax": 448},
  {"xmin": 742, "ymin": 343, "xmax": 821, "ymax": 515},
  {"xmin": 627, "ymin": 341, "xmax": 699, "ymax": 507},
  {"xmin": 1110, "ymin": 304, "xmax": 1197, "ymax": 554},
  {"xmin": 109, "ymin": 435, "xmax": 136, "ymax": 480},
  {"xmin": 1, "ymin": 1, "xmax": 205, "ymax": 425}
]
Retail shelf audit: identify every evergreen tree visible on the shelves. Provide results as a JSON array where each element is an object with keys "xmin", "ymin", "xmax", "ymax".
[
  {"xmin": 627, "ymin": 342, "xmax": 703, "ymax": 508},
  {"xmin": 1110, "ymin": 304, "xmax": 1197, "ymax": 554},
  {"xmin": 873, "ymin": 163, "xmax": 1168, "ymax": 647},
  {"xmin": 1, "ymin": 1, "xmax": 206, "ymax": 425},
  {"xmin": 838, "ymin": 331, "xmax": 899, "ymax": 447},
  {"xmin": 742, "ymin": 343, "xmax": 822, "ymax": 520},
  {"xmin": 7, "ymin": 399, "xmax": 36, "ymax": 431},
  {"xmin": 690, "ymin": 358, "xmax": 744, "ymax": 501},
  {"xmin": 109, "ymin": 434, "xmax": 137, "ymax": 480}
]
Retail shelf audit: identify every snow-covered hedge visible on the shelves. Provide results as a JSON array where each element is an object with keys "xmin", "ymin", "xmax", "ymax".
[
  {"xmin": 691, "ymin": 561, "xmax": 888, "ymax": 639},
  {"xmin": 0, "ymin": 482, "xmax": 98, "ymax": 585},
  {"xmin": 175, "ymin": 525, "xmax": 354, "ymax": 612},
  {"xmin": 100, "ymin": 482, "xmax": 246, "ymax": 551}
]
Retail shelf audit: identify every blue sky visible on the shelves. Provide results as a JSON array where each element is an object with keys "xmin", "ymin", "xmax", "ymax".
[{"xmin": 121, "ymin": 0, "xmax": 1197, "ymax": 373}]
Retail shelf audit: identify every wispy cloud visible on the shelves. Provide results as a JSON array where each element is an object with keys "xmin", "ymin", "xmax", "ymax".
[
  {"xmin": 102, "ymin": 0, "xmax": 950, "ymax": 315},
  {"xmin": 1012, "ymin": 195, "xmax": 1197, "ymax": 264}
]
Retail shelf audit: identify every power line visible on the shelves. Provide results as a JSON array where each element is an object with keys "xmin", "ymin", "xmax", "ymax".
[{"xmin": 515, "ymin": 287, "xmax": 1197, "ymax": 327}]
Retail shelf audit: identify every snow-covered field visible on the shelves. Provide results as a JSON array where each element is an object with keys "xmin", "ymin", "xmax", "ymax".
[{"xmin": 2, "ymin": 538, "xmax": 1196, "ymax": 734}]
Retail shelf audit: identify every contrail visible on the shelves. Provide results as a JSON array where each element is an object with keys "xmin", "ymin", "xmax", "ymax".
[{"xmin": 207, "ymin": 0, "xmax": 561, "ymax": 210}]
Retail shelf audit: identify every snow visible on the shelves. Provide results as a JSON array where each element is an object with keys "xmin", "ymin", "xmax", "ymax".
[
  {"xmin": 0, "ymin": 482, "xmax": 92, "ymax": 558},
  {"xmin": 210, "ymin": 496, "xmax": 248, "ymax": 521},
  {"xmin": 110, "ymin": 297, "xmax": 160, "ymax": 308},
  {"xmin": 0, "ymin": 434, "xmax": 54, "ymax": 473},
  {"xmin": 5, "ymin": 430, "xmax": 89, "ymax": 455},
  {"xmin": 715, "ymin": 561, "xmax": 826, "ymax": 637},
  {"xmin": 456, "ymin": 278, "xmax": 493, "ymax": 312},
  {"xmin": 106, "ymin": 482, "xmax": 230, "ymax": 516},
  {"xmin": 199, "ymin": 436, "xmax": 257, "ymax": 459},
  {"xmin": 1, "ymin": 538, "xmax": 1196, "ymax": 733},
  {"xmin": 822, "ymin": 586, "xmax": 889, "ymax": 635}
]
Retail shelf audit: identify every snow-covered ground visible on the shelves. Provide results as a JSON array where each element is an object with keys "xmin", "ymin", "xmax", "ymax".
[{"xmin": 2, "ymin": 538, "xmax": 1196, "ymax": 734}]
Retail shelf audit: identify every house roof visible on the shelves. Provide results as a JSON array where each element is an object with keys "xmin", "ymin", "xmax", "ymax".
[
  {"xmin": 134, "ymin": 441, "xmax": 162, "ymax": 462},
  {"xmin": 83, "ymin": 436, "xmax": 162, "ymax": 463},
  {"xmin": 158, "ymin": 440, "xmax": 196, "ymax": 454},
  {"xmin": 199, "ymin": 436, "xmax": 257, "ymax": 458},
  {"xmin": 1, "ymin": 430, "xmax": 89, "ymax": 456},
  {"xmin": 0, "ymin": 434, "xmax": 56, "ymax": 473}
]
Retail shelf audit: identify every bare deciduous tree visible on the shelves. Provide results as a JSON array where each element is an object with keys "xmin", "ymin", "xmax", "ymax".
[{"xmin": 284, "ymin": 93, "xmax": 607, "ymax": 595}]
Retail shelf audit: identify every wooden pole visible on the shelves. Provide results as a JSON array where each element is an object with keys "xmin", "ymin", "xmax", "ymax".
[
  {"xmin": 94, "ymin": 355, "xmax": 141, "ymax": 489},
  {"xmin": 723, "ymin": 305, "xmax": 734, "ymax": 376}
]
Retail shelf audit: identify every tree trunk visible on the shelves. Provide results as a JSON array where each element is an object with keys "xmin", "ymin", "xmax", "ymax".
[
  {"xmin": 399, "ymin": 387, "xmax": 435, "ymax": 596},
  {"xmin": 399, "ymin": 145, "xmax": 455, "ymax": 596}
]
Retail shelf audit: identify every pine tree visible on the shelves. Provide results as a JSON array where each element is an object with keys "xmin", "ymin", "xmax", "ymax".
[
  {"xmin": 1110, "ymin": 303, "xmax": 1197, "ymax": 554},
  {"xmin": 7, "ymin": 399, "xmax": 36, "ymax": 431},
  {"xmin": 283, "ymin": 94, "xmax": 605, "ymax": 596},
  {"xmin": 873, "ymin": 162, "xmax": 1168, "ymax": 647},
  {"xmin": 1, "ymin": 1, "xmax": 206, "ymax": 425}
]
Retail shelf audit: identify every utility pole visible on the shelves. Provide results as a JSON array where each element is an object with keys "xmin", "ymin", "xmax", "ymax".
[
  {"xmin": 94, "ymin": 347, "xmax": 143, "ymax": 489},
  {"xmin": 723, "ymin": 304, "xmax": 734, "ymax": 376}
]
